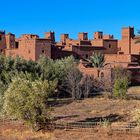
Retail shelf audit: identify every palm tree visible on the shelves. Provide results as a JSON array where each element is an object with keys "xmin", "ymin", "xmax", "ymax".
[{"xmin": 90, "ymin": 52, "xmax": 105, "ymax": 68}]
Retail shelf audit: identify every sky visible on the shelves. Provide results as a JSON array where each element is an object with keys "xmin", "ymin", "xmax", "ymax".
[{"xmin": 1, "ymin": 0, "xmax": 140, "ymax": 41}]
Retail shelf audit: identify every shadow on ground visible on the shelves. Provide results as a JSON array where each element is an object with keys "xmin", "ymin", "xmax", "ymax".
[
  {"xmin": 48, "ymin": 98, "xmax": 73, "ymax": 107},
  {"xmin": 76, "ymin": 114, "xmax": 123, "ymax": 123},
  {"xmin": 53, "ymin": 115, "xmax": 79, "ymax": 121}
]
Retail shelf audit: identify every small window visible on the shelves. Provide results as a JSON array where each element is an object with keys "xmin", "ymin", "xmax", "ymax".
[
  {"xmin": 0, "ymin": 36, "xmax": 2, "ymax": 41},
  {"xmin": 85, "ymin": 54, "xmax": 88, "ymax": 59},
  {"xmin": 119, "ymin": 52, "xmax": 124, "ymax": 54},
  {"xmin": 42, "ymin": 50, "xmax": 45, "ymax": 53},
  {"xmin": 1, "ymin": 49, "xmax": 3, "ymax": 52},
  {"xmin": 84, "ymin": 34, "xmax": 87, "ymax": 40},
  {"xmin": 100, "ymin": 72, "xmax": 104, "ymax": 78},
  {"xmin": 28, "ymin": 50, "xmax": 31, "ymax": 54},
  {"xmin": 109, "ymin": 44, "xmax": 111, "ymax": 48},
  {"xmin": 15, "ymin": 42, "xmax": 19, "ymax": 48}
]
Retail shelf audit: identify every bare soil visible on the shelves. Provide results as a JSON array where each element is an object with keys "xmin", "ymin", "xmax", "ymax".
[{"xmin": 1, "ymin": 87, "xmax": 140, "ymax": 140}]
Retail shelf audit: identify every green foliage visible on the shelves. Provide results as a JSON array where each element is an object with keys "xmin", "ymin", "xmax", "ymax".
[
  {"xmin": 37, "ymin": 55, "xmax": 76, "ymax": 83},
  {"xmin": 99, "ymin": 118, "xmax": 110, "ymax": 128},
  {"xmin": 0, "ymin": 55, "xmax": 76, "ymax": 85},
  {"xmin": 113, "ymin": 77, "xmax": 128, "ymax": 99},
  {"xmin": 0, "ymin": 55, "xmax": 78, "ymax": 130},
  {"xmin": 112, "ymin": 66, "xmax": 131, "ymax": 85},
  {"xmin": 111, "ymin": 66, "xmax": 131, "ymax": 98},
  {"xmin": 90, "ymin": 52, "xmax": 105, "ymax": 68},
  {"xmin": 0, "ymin": 81, "xmax": 7, "ymax": 115},
  {"xmin": 37, "ymin": 55, "xmax": 54, "ymax": 81},
  {"xmin": 0, "ymin": 55, "xmax": 38, "ymax": 84},
  {"xmin": 54, "ymin": 56, "xmax": 76, "ymax": 82},
  {"xmin": 3, "ymin": 77, "xmax": 57, "ymax": 130}
]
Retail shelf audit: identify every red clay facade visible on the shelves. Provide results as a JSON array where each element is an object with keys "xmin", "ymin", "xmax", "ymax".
[
  {"xmin": 0, "ymin": 26, "xmax": 140, "ymax": 84},
  {"xmin": 0, "ymin": 26, "xmax": 140, "ymax": 66}
]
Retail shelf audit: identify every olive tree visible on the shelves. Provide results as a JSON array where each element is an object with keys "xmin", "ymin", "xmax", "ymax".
[
  {"xmin": 0, "ymin": 81, "xmax": 7, "ymax": 116},
  {"xmin": 3, "ymin": 77, "xmax": 57, "ymax": 130}
]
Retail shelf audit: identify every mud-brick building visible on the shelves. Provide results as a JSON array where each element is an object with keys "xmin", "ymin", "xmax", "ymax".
[
  {"xmin": 1, "ymin": 26, "xmax": 140, "ymax": 64},
  {"xmin": 72, "ymin": 32, "xmax": 118, "ymax": 59},
  {"xmin": 58, "ymin": 27, "xmax": 140, "ymax": 69},
  {"xmin": 56, "ymin": 26, "xmax": 140, "ymax": 85},
  {"xmin": 0, "ymin": 26, "xmax": 140, "ymax": 85},
  {"xmin": 4, "ymin": 32, "xmax": 63, "ymax": 61}
]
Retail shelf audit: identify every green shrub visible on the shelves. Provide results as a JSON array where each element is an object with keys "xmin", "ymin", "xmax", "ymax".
[
  {"xmin": 3, "ymin": 77, "xmax": 57, "ymax": 130},
  {"xmin": 112, "ymin": 66, "xmax": 131, "ymax": 85},
  {"xmin": 113, "ymin": 77, "xmax": 128, "ymax": 99},
  {"xmin": 0, "ymin": 81, "xmax": 7, "ymax": 116}
]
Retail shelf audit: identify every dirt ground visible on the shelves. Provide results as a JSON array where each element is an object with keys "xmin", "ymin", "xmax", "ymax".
[
  {"xmin": 52, "ymin": 97, "xmax": 140, "ymax": 124},
  {"xmin": 1, "ymin": 87, "xmax": 140, "ymax": 140},
  {"xmin": 1, "ymin": 123, "xmax": 140, "ymax": 140}
]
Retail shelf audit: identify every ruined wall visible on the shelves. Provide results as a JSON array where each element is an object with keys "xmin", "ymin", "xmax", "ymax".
[
  {"xmin": 6, "ymin": 33, "xmax": 16, "ymax": 49},
  {"xmin": 0, "ymin": 31, "xmax": 6, "ymax": 54}
]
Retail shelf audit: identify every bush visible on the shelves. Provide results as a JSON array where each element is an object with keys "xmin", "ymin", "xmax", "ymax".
[
  {"xmin": 0, "ymin": 81, "xmax": 7, "ymax": 116},
  {"xmin": 3, "ymin": 77, "xmax": 57, "ymax": 130},
  {"xmin": 0, "ymin": 56, "xmax": 38, "ymax": 84},
  {"xmin": 113, "ymin": 77, "xmax": 128, "ymax": 99},
  {"xmin": 112, "ymin": 66, "xmax": 131, "ymax": 85}
]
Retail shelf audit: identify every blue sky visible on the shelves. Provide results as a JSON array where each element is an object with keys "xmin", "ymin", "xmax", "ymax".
[{"xmin": 1, "ymin": 0, "xmax": 140, "ymax": 41}]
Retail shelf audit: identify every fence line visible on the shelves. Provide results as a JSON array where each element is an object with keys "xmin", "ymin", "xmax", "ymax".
[
  {"xmin": 53, "ymin": 122, "xmax": 140, "ymax": 134},
  {"xmin": 1, "ymin": 119, "xmax": 140, "ymax": 134}
]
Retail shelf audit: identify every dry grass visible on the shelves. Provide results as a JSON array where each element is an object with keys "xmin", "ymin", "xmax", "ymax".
[
  {"xmin": 0, "ymin": 120, "xmax": 52, "ymax": 140},
  {"xmin": 0, "ymin": 128, "xmax": 52, "ymax": 140},
  {"xmin": 50, "ymin": 129, "xmax": 140, "ymax": 140},
  {"xmin": 128, "ymin": 86, "xmax": 140, "ymax": 95},
  {"xmin": 1, "ymin": 87, "xmax": 140, "ymax": 139},
  {"xmin": 52, "ymin": 98, "xmax": 140, "ymax": 124}
]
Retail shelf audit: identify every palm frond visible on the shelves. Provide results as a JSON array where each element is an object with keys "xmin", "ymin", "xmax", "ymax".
[{"xmin": 90, "ymin": 52, "xmax": 105, "ymax": 68}]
